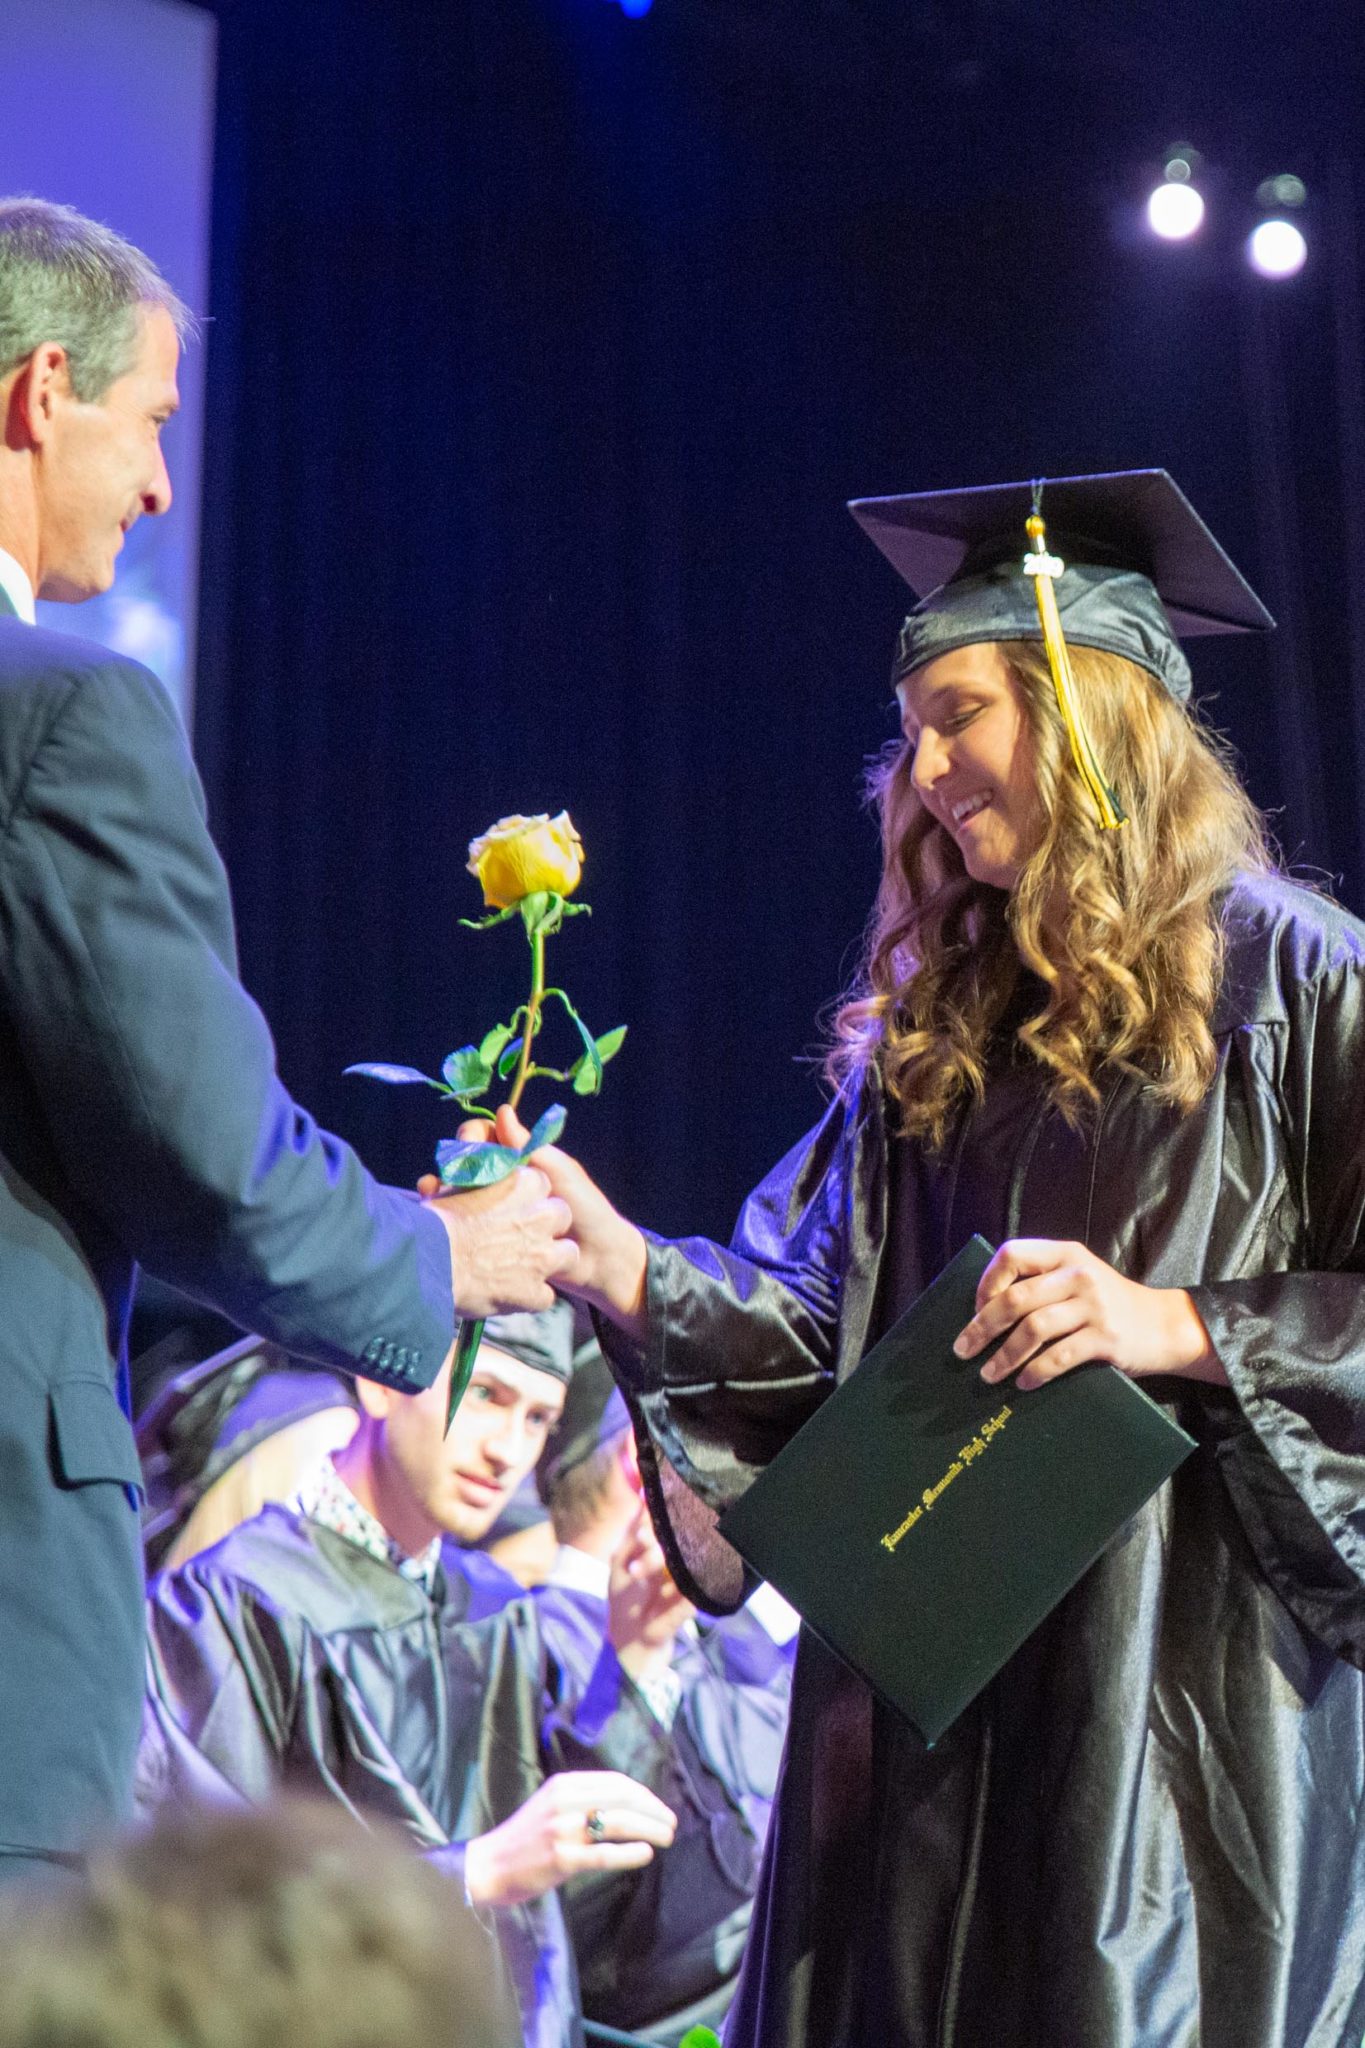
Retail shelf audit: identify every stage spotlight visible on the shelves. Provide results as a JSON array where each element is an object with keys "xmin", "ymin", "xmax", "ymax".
[
  {"xmin": 1148, "ymin": 182, "xmax": 1205, "ymax": 240},
  {"xmin": 1147, "ymin": 144, "xmax": 1205, "ymax": 241},
  {"xmin": 1248, "ymin": 174, "xmax": 1308, "ymax": 277},
  {"xmin": 616, "ymin": 0, "xmax": 653, "ymax": 13},
  {"xmin": 1248, "ymin": 217, "xmax": 1308, "ymax": 278}
]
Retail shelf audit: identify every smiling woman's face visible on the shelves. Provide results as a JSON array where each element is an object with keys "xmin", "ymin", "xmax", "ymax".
[{"xmin": 898, "ymin": 641, "xmax": 1045, "ymax": 890}]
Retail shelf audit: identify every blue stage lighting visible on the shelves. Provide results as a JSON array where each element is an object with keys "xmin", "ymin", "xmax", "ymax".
[{"xmin": 616, "ymin": 0, "xmax": 653, "ymax": 14}]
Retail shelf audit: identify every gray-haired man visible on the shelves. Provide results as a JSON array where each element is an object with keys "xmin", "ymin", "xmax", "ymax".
[{"xmin": 0, "ymin": 197, "xmax": 576, "ymax": 1882}]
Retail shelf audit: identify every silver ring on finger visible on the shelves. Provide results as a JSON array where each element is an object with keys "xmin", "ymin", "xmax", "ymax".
[{"xmin": 584, "ymin": 1808, "xmax": 607, "ymax": 1843}]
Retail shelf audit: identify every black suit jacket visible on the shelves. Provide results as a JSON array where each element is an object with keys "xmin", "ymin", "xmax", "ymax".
[{"xmin": 0, "ymin": 596, "xmax": 453, "ymax": 1856}]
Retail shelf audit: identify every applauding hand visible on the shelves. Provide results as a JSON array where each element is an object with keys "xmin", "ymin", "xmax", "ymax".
[{"xmin": 607, "ymin": 1502, "xmax": 693, "ymax": 1684}]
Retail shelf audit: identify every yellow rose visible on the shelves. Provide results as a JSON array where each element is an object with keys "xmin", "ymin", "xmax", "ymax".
[{"xmin": 466, "ymin": 812, "xmax": 584, "ymax": 909}]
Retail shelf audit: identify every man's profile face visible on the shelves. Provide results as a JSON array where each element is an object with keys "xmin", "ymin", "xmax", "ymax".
[
  {"xmin": 379, "ymin": 1346, "xmax": 565, "ymax": 1546},
  {"xmin": 35, "ymin": 302, "xmax": 180, "ymax": 603}
]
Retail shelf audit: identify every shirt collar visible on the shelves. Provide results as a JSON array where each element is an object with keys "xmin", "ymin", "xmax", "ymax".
[
  {"xmin": 549, "ymin": 1544, "xmax": 612, "ymax": 1600},
  {"xmin": 0, "ymin": 549, "xmax": 36, "ymax": 625},
  {"xmin": 292, "ymin": 1452, "xmax": 442, "ymax": 1594}
]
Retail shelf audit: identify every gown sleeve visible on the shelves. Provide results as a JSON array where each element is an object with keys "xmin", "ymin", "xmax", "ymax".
[
  {"xmin": 1191, "ymin": 950, "xmax": 1365, "ymax": 1666},
  {"xmin": 596, "ymin": 1077, "xmax": 884, "ymax": 1609},
  {"xmin": 136, "ymin": 1559, "xmax": 301, "ymax": 1815},
  {"xmin": 506, "ymin": 1590, "xmax": 674, "ymax": 1792}
]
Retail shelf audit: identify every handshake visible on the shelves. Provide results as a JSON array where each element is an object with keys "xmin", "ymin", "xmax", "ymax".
[{"xmin": 420, "ymin": 1105, "xmax": 649, "ymax": 1336}]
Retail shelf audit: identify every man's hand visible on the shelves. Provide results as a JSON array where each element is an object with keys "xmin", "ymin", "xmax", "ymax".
[
  {"xmin": 423, "ymin": 1165, "xmax": 577, "ymax": 1319},
  {"xmin": 953, "ymin": 1238, "xmax": 1225, "ymax": 1392},
  {"xmin": 607, "ymin": 1502, "xmax": 694, "ymax": 1684},
  {"xmin": 469, "ymin": 1105, "xmax": 648, "ymax": 1338},
  {"xmin": 461, "ymin": 1770, "xmax": 677, "ymax": 1908}
]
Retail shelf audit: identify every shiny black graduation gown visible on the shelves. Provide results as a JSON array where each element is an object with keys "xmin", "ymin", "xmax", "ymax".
[
  {"xmin": 601, "ymin": 874, "xmax": 1365, "ymax": 2048},
  {"xmin": 136, "ymin": 1508, "xmax": 672, "ymax": 2048}
]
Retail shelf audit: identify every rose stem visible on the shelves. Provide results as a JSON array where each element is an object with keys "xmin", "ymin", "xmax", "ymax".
[
  {"xmin": 449, "ymin": 915, "xmax": 544, "ymax": 1436},
  {"xmin": 507, "ymin": 922, "xmax": 545, "ymax": 1112}
]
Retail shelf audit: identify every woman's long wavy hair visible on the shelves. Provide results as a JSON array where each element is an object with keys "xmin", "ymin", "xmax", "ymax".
[{"xmin": 828, "ymin": 640, "xmax": 1274, "ymax": 1146}]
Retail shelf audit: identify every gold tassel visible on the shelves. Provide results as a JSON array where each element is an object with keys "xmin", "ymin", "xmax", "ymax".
[{"xmin": 1024, "ymin": 511, "xmax": 1127, "ymax": 830}]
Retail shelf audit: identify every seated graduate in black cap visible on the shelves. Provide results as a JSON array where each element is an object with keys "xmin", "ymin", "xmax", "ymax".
[
  {"xmin": 528, "ymin": 1347, "xmax": 796, "ymax": 2047},
  {"xmin": 510, "ymin": 471, "xmax": 1365, "ymax": 2048},
  {"xmin": 136, "ymin": 1302, "xmax": 682, "ymax": 2048}
]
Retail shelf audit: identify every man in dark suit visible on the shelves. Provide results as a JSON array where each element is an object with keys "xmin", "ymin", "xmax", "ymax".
[{"xmin": 0, "ymin": 196, "xmax": 576, "ymax": 1883}]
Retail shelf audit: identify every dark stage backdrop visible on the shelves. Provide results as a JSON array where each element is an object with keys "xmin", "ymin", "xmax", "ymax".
[{"xmin": 193, "ymin": 0, "xmax": 1365, "ymax": 1247}]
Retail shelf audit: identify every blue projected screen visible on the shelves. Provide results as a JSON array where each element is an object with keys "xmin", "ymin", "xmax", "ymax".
[{"xmin": 0, "ymin": 0, "xmax": 215, "ymax": 723}]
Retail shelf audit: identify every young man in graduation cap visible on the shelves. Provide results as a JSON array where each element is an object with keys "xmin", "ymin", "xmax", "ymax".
[
  {"xmin": 137, "ymin": 1303, "xmax": 685, "ymax": 2048},
  {"xmin": 514, "ymin": 470, "xmax": 1365, "ymax": 2048}
]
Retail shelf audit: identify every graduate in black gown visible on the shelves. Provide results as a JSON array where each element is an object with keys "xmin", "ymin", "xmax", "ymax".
[
  {"xmin": 136, "ymin": 1307, "xmax": 681, "ymax": 2048},
  {"xmin": 505, "ymin": 472, "xmax": 1365, "ymax": 2048}
]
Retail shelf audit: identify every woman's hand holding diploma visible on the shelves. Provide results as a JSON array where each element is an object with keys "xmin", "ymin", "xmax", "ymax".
[{"xmin": 954, "ymin": 1238, "xmax": 1227, "ymax": 1391}]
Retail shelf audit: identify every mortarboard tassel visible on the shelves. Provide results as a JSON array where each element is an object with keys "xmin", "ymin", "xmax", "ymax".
[{"xmin": 1023, "ymin": 506, "xmax": 1127, "ymax": 830}]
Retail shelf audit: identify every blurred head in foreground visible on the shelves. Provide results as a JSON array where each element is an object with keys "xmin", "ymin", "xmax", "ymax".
[{"xmin": 0, "ymin": 1801, "xmax": 516, "ymax": 2048}]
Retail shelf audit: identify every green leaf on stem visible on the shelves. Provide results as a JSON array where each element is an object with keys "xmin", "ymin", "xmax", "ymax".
[
  {"xmin": 569, "ymin": 1022, "xmax": 626, "ymax": 1095},
  {"xmin": 676, "ymin": 2031, "xmax": 722, "ymax": 2048},
  {"xmin": 570, "ymin": 1052, "xmax": 602, "ymax": 1097},
  {"xmin": 561, "ymin": 1004, "xmax": 603, "ymax": 1095},
  {"xmin": 442, "ymin": 1046, "xmax": 492, "ymax": 1096},
  {"xmin": 459, "ymin": 905, "xmax": 518, "ymax": 932},
  {"xmin": 434, "ymin": 1138, "xmax": 522, "ymax": 1189},
  {"xmin": 478, "ymin": 1022, "xmax": 515, "ymax": 1066},
  {"xmin": 518, "ymin": 890, "xmax": 564, "ymax": 940},
  {"xmin": 496, "ymin": 1036, "xmax": 525, "ymax": 1079},
  {"xmin": 344, "ymin": 1062, "xmax": 440, "ymax": 1087},
  {"xmin": 521, "ymin": 1103, "xmax": 568, "ymax": 1152},
  {"xmin": 446, "ymin": 1315, "xmax": 484, "ymax": 1434}
]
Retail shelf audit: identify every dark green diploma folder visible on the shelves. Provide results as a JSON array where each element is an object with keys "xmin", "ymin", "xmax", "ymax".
[{"xmin": 717, "ymin": 1236, "xmax": 1196, "ymax": 1745}]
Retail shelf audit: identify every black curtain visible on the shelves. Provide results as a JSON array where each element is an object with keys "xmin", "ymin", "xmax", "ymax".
[{"xmin": 193, "ymin": 0, "xmax": 1365, "ymax": 1243}]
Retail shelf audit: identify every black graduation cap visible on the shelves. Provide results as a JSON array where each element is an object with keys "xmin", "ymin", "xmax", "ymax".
[
  {"xmin": 537, "ymin": 1338, "xmax": 630, "ymax": 1497},
  {"xmin": 848, "ymin": 469, "xmax": 1274, "ymax": 704},
  {"xmin": 480, "ymin": 1299, "xmax": 577, "ymax": 1385}
]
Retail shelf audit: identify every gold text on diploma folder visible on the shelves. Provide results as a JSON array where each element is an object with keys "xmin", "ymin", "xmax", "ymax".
[{"xmin": 880, "ymin": 1406, "xmax": 1013, "ymax": 1554}]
